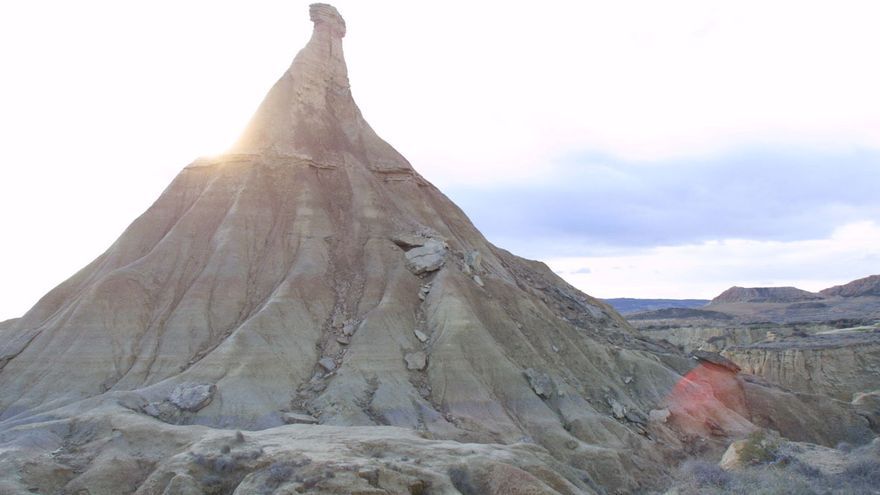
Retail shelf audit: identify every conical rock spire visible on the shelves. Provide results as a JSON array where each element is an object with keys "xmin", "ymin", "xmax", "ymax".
[
  {"xmin": 232, "ymin": 3, "xmax": 411, "ymax": 172},
  {"xmin": 0, "ymin": 5, "xmax": 873, "ymax": 494}
]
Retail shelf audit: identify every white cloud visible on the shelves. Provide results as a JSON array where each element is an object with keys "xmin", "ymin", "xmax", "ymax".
[{"xmin": 547, "ymin": 221, "xmax": 880, "ymax": 299}]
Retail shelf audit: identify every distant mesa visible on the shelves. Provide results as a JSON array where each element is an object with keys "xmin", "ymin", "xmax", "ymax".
[
  {"xmin": 710, "ymin": 286, "xmax": 823, "ymax": 304},
  {"xmin": 820, "ymin": 274, "xmax": 880, "ymax": 298}
]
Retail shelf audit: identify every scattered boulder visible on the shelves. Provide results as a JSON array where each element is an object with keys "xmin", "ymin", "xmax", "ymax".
[
  {"xmin": 405, "ymin": 351, "xmax": 428, "ymax": 371},
  {"xmin": 523, "ymin": 368, "xmax": 555, "ymax": 399},
  {"xmin": 282, "ymin": 412, "xmax": 319, "ymax": 425},
  {"xmin": 168, "ymin": 383, "xmax": 215, "ymax": 412},
  {"xmin": 391, "ymin": 232, "xmax": 429, "ymax": 249},
  {"xmin": 418, "ymin": 284, "xmax": 431, "ymax": 301},
  {"xmin": 342, "ymin": 321, "xmax": 357, "ymax": 336},
  {"xmin": 624, "ymin": 409, "xmax": 647, "ymax": 425},
  {"xmin": 318, "ymin": 357, "xmax": 337, "ymax": 372},
  {"xmin": 143, "ymin": 401, "xmax": 176, "ymax": 419},
  {"xmin": 606, "ymin": 396, "xmax": 626, "ymax": 419},
  {"xmin": 463, "ymin": 250, "xmax": 482, "ymax": 275},
  {"xmin": 473, "ymin": 275, "xmax": 484, "ymax": 287},
  {"xmin": 413, "ymin": 329, "xmax": 428, "ymax": 343},
  {"xmin": 336, "ymin": 335, "xmax": 351, "ymax": 345},
  {"xmin": 648, "ymin": 408, "xmax": 671, "ymax": 423},
  {"xmin": 404, "ymin": 239, "xmax": 447, "ymax": 275}
]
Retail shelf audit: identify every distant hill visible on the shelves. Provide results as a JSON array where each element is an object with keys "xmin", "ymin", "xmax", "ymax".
[
  {"xmin": 710, "ymin": 286, "xmax": 822, "ymax": 304},
  {"xmin": 603, "ymin": 298, "xmax": 710, "ymax": 315},
  {"xmin": 821, "ymin": 274, "xmax": 880, "ymax": 298}
]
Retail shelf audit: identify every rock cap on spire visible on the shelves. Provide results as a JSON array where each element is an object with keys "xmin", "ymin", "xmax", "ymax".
[{"xmin": 310, "ymin": 3, "xmax": 346, "ymax": 38}]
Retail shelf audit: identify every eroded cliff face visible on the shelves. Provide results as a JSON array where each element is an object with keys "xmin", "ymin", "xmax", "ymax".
[
  {"xmin": 640, "ymin": 325, "xmax": 769, "ymax": 353},
  {"xmin": 724, "ymin": 331, "xmax": 880, "ymax": 402}
]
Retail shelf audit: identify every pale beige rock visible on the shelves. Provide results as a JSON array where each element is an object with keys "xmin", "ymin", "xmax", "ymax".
[
  {"xmin": 318, "ymin": 357, "xmax": 337, "ymax": 372},
  {"xmin": 719, "ymin": 439, "xmax": 748, "ymax": 470},
  {"xmin": 649, "ymin": 408, "xmax": 671, "ymax": 423},
  {"xmin": 721, "ymin": 435, "xmax": 850, "ymax": 475},
  {"xmin": 404, "ymin": 351, "xmax": 427, "ymax": 371},
  {"xmin": 404, "ymin": 239, "xmax": 447, "ymax": 274},
  {"xmin": 282, "ymin": 412, "xmax": 319, "ymax": 424},
  {"xmin": 168, "ymin": 383, "xmax": 215, "ymax": 412}
]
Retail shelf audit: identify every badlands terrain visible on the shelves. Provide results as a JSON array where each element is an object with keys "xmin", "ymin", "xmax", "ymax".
[
  {"xmin": 628, "ymin": 275, "xmax": 880, "ymax": 441},
  {"xmin": 0, "ymin": 4, "xmax": 877, "ymax": 495}
]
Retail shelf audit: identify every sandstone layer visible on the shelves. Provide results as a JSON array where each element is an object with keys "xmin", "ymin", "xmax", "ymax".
[{"xmin": 724, "ymin": 330, "xmax": 880, "ymax": 402}]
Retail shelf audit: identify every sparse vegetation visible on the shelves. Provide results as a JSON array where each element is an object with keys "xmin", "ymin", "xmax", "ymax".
[
  {"xmin": 739, "ymin": 430, "xmax": 778, "ymax": 465},
  {"xmin": 670, "ymin": 439, "xmax": 880, "ymax": 495},
  {"xmin": 265, "ymin": 461, "xmax": 295, "ymax": 486},
  {"xmin": 680, "ymin": 460, "xmax": 731, "ymax": 488}
]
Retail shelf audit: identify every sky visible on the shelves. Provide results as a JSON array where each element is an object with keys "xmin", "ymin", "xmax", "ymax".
[{"xmin": 0, "ymin": 1, "xmax": 878, "ymax": 320}]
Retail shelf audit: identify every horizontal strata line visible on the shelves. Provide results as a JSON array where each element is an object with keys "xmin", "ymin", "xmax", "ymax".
[{"xmin": 186, "ymin": 153, "xmax": 419, "ymax": 176}]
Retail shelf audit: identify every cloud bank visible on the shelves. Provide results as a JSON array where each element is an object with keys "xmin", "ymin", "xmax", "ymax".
[{"xmin": 446, "ymin": 147, "xmax": 880, "ymax": 258}]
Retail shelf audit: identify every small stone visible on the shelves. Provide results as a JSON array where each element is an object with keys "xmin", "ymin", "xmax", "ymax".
[
  {"xmin": 625, "ymin": 409, "xmax": 646, "ymax": 425},
  {"xmin": 473, "ymin": 275, "xmax": 484, "ymax": 287},
  {"xmin": 342, "ymin": 321, "xmax": 357, "ymax": 336},
  {"xmin": 418, "ymin": 284, "xmax": 431, "ymax": 301},
  {"xmin": 308, "ymin": 380, "xmax": 327, "ymax": 393},
  {"xmin": 142, "ymin": 402, "xmax": 163, "ymax": 418},
  {"xmin": 623, "ymin": 376, "xmax": 633, "ymax": 384},
  {"xmin": 648, "ymin": 408, "xmax": 671, "ymax": 423},
  {"xmin": 606, "ymin": 396, "xmax": 626, "ymax": 419},
  {"xmin": 318, "ymin": 357, "xmax": 337, "ymax": 372},
  {"xmin": 551, "ymin": 344, "xmax": 560, "ymax": 353},
  {"xmin": 282, "ymin": 412, "xmax": 319, "ymax": 425},
  {"xmin": 414, "ymin": 329, "xmax": 428, "ymax": 343},
  {"xmin": 405, "ymin": 351, "xmax": 428, "ymax": 371},
  {"xmin": 357, "ymin": 469, "xmax": 380, "ymax": 487},
  {"xmin": 336, "ymin": 335, "xmax": 351, "ymax": 345},
  {"xmin": 565, "ymin": 439, "xmax": 579, "ymax": 450},
  {"xmin": 465, "ymin": 250, "xmax": 482, "ymax": 273}
]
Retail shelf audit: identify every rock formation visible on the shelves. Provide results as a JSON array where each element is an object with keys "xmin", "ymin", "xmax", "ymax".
[
  {"xmin": 821, "ymin": 274, "xmax": 880, "ymax": 298},
  {"xmin": 0, "ymin": 5, "xmax": 875, "ymax": 494},
  {"xmin": 724, "ymin": 330, "xmax": 880, "ymax": 402},
  {"xmin": 711, "ymin": 286, "xmax": 823, "ymax": 304}
]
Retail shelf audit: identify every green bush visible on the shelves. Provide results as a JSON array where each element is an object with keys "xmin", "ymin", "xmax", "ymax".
[{"xmin": 739, "ymin": 430, "xmax": 778, "ymax": 465}]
